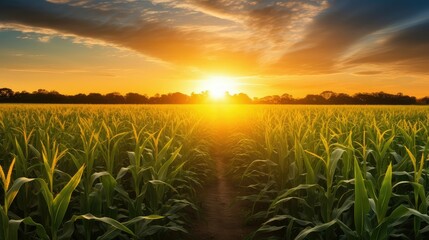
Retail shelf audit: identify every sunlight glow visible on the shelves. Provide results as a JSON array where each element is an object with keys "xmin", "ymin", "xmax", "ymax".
[{"xmin": 203, "ymin": 76, "xmax": 237, "ymax": 100}]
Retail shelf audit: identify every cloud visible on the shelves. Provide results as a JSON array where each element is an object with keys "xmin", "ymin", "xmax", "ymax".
[
  {"xmin": 347, "ymin": 18, "xmax": 429, "ymax": 74},
  {"xmin": 0, "ymin": 22, "xmax": 118, "ymax": 48},
  {"xmin": 353, "ymin": 71, "xmax": 382, "ymax": 76},
  {"xmin": 46, "ymin": 0, "xmax": 71, "ymax": 3},
  {"xmin": 163, "ymin": 0, "xmax": 327, "ymax": 45},
  {"xmin": 0, "ymin": 0, "xmax": 262, "ymax": 73},
  {"xmin": 149, "ymin": 0, "xmax": 329, "ymax": 67},
  {"xmin": 270, "ymin": 0, "xmax": 429, "ymax": 74},
  {"xmin": 38, "ymin": 35, "xmax": 51, "ymax": 43}
]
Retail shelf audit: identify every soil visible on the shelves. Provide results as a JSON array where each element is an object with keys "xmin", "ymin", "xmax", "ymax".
[{"xmin": 188, "ymin": 149, "xmax": 254, "ymax": 240}]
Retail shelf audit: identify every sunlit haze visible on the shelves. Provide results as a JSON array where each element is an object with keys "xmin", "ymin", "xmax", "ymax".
[{"xmin": 202, "ymin": 76, "xmax": 237, "ymax": 100}]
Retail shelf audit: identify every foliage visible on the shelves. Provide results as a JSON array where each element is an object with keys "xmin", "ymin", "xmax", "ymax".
[
  {"xmin": 0, "ymin": 105, "xmax": 212, "ymax": 239},
  {"xmin": 227, "ymin": 105, "xmax": 429, "ymax": 239}
]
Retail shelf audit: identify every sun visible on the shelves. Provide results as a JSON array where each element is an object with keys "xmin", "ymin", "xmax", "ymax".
[{"xmin": 203, "ymin": 76, "xmax": 237, "ymax": 100}]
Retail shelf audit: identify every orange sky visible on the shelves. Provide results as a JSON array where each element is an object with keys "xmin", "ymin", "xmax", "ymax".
[{"xmin": 0, "ymin": 0, "xmax": 428, "ymax": 98}]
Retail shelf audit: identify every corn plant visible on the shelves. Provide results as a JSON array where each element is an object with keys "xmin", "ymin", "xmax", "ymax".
[{"xmin": 0, "ymin": 158, "xmax": 46, "ymax": 240}]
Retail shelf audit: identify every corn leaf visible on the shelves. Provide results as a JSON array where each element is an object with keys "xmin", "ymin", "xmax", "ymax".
[
  {"xmin": 376, "ymin": 163, "xmax": 392, "ymax": 223},
  {"xmin": 52, "ymin": 165, "xmax": 85, "ymax": 232},
  {"xmin": 354, "ymin": 157, "xmax": 369, "ymax": 236}
]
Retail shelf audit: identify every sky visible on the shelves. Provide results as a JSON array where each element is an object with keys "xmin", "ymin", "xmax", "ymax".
[{"xmin": 0, "ymin": 0, "xmax": 428, "ymax": 98}]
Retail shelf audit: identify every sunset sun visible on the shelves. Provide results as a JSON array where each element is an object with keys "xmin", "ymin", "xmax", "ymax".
[{"xmin": 203, "ymin": 76, "xmax": 237, "ymax": 100}]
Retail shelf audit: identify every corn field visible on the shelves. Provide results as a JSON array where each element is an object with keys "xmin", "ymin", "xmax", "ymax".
[
  {"xmin": 228, "ymin": 106, "xmax": 429, "ymax": 239},
  {"xmin": 1, "ymin": 105, "xmax": 429, "ymax": 239},
  {"xmin": 0, "ymin": 105, "xmax": 213, "ymax": 239}
]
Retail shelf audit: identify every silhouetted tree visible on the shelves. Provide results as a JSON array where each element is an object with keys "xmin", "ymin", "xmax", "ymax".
[
  {"xmin": 189, "ymin": 91, "xmax": 210, "ymax": 104},
  {"xmin": 0, "ymin": 87, "xmax": 423, "ymax": 105},
  {"xmin": 105, "ymin": 92, "xmax": 125, "ymax": 104},
  {"xmin": 280, "ymin": 93, "xmax": 294, "ymax": 104},
  {"xmin": 125, "ymin": 93, "xmax": 148, "ymax": 104},
  {"xmin": 87, "ymin": 93, "xmax": 104, "ymax": 104},
  {"xmin": 320, "ymin": 91, "xmax": 336, "ymax": 100},
  {"xmin": 299, "ymin": 94, "xmax": 326, "ymax": 104},
  {"xmin": 228, "ymin": 93, "xmax": 252, "ymax": 104},
  {"xmin": 256, "ymin": 95, "xmax": 281, "ymax": 104},
  {"xmin": 71, "ymin": 93, "xmax": 87, "ymax": 104},
  {"xmin": 0, "ymin": 88, "xmax": 14, "ymax": 99},
  {"xmin": 330, "ymin": 93, "xmax": 356, "ymax": 104}
]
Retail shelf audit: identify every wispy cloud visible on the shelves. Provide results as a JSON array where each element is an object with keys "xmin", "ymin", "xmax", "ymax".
[
  {"xmin": 37, "ymin": 35, "xmax": 51, "ymax": 43},
  {"xmin": 270, "ymin": 0, "xmax": 429, "ymax": 74}
]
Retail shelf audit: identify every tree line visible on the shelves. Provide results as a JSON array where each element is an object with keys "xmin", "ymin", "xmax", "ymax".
[{"xmin": 1, "ymin": 88, "xmax": 428, "ymax": 105}]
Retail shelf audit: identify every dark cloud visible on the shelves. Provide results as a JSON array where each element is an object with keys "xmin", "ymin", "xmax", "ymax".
[
  {"xmin": 0, "ymin": 1, "xmax": 198, "ymax": 60},
  {"xmin": 166, "ymin": 0, "xmax": 327, "ymax": 44},
  {"xmin": 270, "ymin": 0, "xmax": 429, "ymax": 74},
  {"xmin": 353, "ymin": 71, "xmax": 382, "ymax": 75},
  {"xmin": 246, "ymin": 5, "xmax": 296, "ymax": 43},
  {"xmin": 348, "ymin": 19, "xmax": 429, "ymax": 74}
]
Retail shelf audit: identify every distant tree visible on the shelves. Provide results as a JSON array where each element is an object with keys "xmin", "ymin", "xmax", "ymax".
[
  {"xmin": 418, "ymin": 97, "xmax": 429, "ymax": 105},
  {"xmin": 320, "ymin": 91, "xmax": 336, "ymax": 100},
  {"xmin": 229, "ymin": 93, "xmax": 252, "ymax": 104},
  {"xmin": 71, "ymin": 93, "xmax": 87, "ymax": 104},
  {"xmin": 189, "ymin": 91, "xmax": 209, "ymax": 104},
  {"xmin": 34, "ymin": 89, "xmax": 49, "ymax": 94},
  {"xmin": 299, "ymin": 94, "xmax": 326, "ymax": 104},
  {"xmin": 125, "ymin": 93, "xmax": 148, "ymax": 104},
  {"xmin": 280, "ymin": 93, "xmax": 294, "ymax": 104},
  {"xmin": 256, "ymin": 95, "xmax": 281, "ymax": 104},
  {"xmin": 0, "ymin": 88, "xmax": 14, "ymax": 99},
  {"xmin": 330, "ymin": 93, "xmax": 355, "ymax": 104},
  {"xmin": 87, "ymin": 93, "xmax": 104, "ymax": 104},
  {"xmin": 168, "ymin": 92, "xmax": 189, "ymax": 104},
  {"xmin": 149, "ymin": 93, "xmax": 161, "ymax": 104},
  {"xmin": 105, "ymin": 92, "xmax": 125, "ymax": 104},
  {"xmin": 0, "ymin": 87, "xmax": 424, "ymax": 105},
  {"xmin": 13, "ymin": 91, "xmax": 31, "ymax": 103}
]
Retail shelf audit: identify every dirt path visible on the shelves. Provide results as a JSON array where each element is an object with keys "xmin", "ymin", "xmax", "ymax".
[{"xmin": 189, "ymin": 149, "xmax": 253, "ymax": 240}]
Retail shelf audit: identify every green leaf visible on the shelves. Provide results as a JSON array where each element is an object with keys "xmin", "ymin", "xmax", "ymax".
[
  {"xmin": 90, "ymin": 171, "xmax": 112, "ymax": 187},
  {"xmin": 35, "ymin": 178, "xmax": 54, "ymax": 216},
  {"xmin": 149, "ymin": 180, "xmax": 179, "ymax": 194},
  {"xmin": 158, "ymin": 146, "xmax": 182, "ymax": 181},
  {"xmin": 372, "ymin": 205, "xmax": 429, "ymax": 240},
  {"xmin": 5, "ymin": 177, "xmax": 34, "ymax": 213},
  {"xmin": 329, "ymin": 148, "xmax": 345, "ymax": 179},
  {"xmin": 52, "ymin": 165, "xmax": 85, "ymax": 232},
  {"xmin": 295, "ymin": 220, "xmax": 337, "ymax": 240},
  {"xmin": 89, "ymin": 214, "xmax": 164, "ymax": 239},
  {"xmin": 354, "ymin": 157, "xmax": 369, "ymax": 236},
  {"xmin": 62, "ymin": 213, "xmax": 143, "ymax": 239},
  {"xmin": 138, "ymin": 215, "xmax": 164, "ymax": 220},
  {"xmin": 9, "ymin": 217, "xmax": 49, "ymax": 240},
  {"xmin": 272, "ymin": 184, "xmax": 324, "ymax": 208},
  {"xmin": 376, "ymin": 163, "xmax": 392, "ymax": 223}
]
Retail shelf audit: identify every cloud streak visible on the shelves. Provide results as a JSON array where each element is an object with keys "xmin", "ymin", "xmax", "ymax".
[
  {"xmin": 0, "ymin": 0, "xmax": 263, "ymax": 74},
  {"xmin": 270, "ymin": 0, "xmax": 429, "ymax": 74}
]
